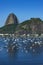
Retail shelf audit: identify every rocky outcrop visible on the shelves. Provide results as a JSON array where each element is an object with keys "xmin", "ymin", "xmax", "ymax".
[{"xmin": 5, "ymin": 13, "xmax": 18, "ymax": 25}]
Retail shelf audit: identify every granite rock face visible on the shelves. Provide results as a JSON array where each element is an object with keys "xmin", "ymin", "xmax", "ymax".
[{"xmin": 5, "ymin": 13, "xmax": 18, "ymax": 25}]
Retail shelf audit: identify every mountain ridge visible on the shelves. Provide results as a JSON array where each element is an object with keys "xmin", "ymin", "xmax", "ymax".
[{"xmin": 0, "ymin": 13, "xmax": 43, "ymax": 36}]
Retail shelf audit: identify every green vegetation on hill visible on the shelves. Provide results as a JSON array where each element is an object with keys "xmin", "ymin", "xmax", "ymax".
[
  {"xmin": 0, "ymin": 18, "xmax": 43, "ymax": 34},
  {"xmin": 0, "ymin": 24, "xmax": 17, "ymax": 34},
  {"xmin": 16, "ymin": 18, "xmax": 43, "ymax": 34}
]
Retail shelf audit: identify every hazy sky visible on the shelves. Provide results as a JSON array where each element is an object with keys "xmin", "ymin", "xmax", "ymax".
[{"xmin": 0, "ymin": 0, "xmax": 43, "ymax": 27}]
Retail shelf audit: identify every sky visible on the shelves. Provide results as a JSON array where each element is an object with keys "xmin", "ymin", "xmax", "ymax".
[{"xmin": 0, "ymin": 0, "xmax": 43, "ymax": 27}]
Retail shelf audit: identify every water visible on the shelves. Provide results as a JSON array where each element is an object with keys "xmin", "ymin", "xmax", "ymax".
[{"xmin": 0, "ymin": 37, "xmax": 43, "ymax": 65}]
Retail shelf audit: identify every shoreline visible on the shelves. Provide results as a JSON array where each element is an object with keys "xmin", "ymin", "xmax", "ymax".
[{"xmin": 0, "ymin": 34, "xmax": 43, "ymax": 38}]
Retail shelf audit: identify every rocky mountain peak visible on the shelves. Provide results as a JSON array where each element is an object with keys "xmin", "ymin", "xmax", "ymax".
[{"xmin": 5, "ymin": 13, "xmax": 18, "ymax": 25}]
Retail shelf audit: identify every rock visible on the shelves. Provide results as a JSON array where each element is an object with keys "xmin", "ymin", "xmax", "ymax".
[{"xmin": 5, "ymin": 13, "xmax": 18, "ymax": 25}]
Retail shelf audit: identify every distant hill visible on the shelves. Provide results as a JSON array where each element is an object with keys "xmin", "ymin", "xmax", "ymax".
[
  {"xmin": 5, "ymin": 13, "xmax": 18, "ymax": 25},
  {"xmin": 0, "ymin": 13, "xmax": 43, "ymax": 35},
  {"xmin": 0, "ymin": 13, "xmax": 19, "ymax": 34},
  {"xmin": 15, "ymin": 18, "xmax": 43, "ymax": 35}
]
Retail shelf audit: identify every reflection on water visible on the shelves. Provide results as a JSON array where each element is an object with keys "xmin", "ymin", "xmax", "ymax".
[
  {"xmin": 0, "ymin": 37, "xmax": 43, "ymax": 65},
  {"xmin": 7, "ymin": 38, "xmax": 18, "ymax": 56}
]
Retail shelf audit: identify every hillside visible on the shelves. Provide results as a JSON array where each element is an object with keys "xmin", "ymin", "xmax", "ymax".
[
  {"xmin": 15, "ymin": 18, "xmax": 43, "ymax": 35},
  {"xmin": 0, "ymin": 24, "xmax": 17, "ymax": 34},
  {"xmin": 0, "ymin": 18, "xmax": 43, "ymax": 35}
]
